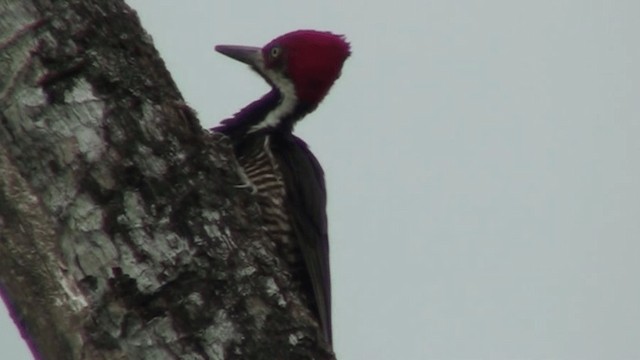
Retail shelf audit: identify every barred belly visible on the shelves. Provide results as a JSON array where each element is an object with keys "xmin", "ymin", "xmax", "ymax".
[{"xmin": 238, "ymin": 136, "xmax": 299, "ymax": 266}]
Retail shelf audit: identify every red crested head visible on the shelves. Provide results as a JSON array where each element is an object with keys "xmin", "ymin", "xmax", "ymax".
[
  {"xmin": 216, "ymin": 30, "xmax": 350, "ymax": 108},
  {"xmin": 215, "ymin": 30, "xmax": 350, "ymax": 134},
  {"xmin": 261, "ymin": 30, "xmax": 351, "ymax": 105}
]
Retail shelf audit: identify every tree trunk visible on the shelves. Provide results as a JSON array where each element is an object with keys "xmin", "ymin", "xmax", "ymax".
[{"xmin": 0, "ymin": 1, "xmax": 334, "ymax": 359}]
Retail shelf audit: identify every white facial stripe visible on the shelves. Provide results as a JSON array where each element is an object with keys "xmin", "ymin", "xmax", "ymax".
[{"xmin": 248, "ymin": 59, "xmax": 298, "ymax": 133}]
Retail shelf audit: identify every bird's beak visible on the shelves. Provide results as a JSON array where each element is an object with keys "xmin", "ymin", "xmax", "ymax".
[{"xmin": 215, "ymin": 45, "xmax": 262, "ymax": 67}]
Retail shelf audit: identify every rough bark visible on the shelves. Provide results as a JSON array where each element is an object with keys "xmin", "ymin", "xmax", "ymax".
[{"xmin": 0, "ymin": 0, "xmax": 334, "ymax": 359}]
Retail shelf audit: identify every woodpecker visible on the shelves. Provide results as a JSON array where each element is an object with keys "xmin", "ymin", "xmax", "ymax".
[{"xmin": 212, "ymin": 30, "xmax": 350, "ymax": 346}]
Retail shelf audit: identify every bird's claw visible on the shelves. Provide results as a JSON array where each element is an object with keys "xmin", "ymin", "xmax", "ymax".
[{"xmin": 235, "ymin": 181, "xmax": 258, "ymax": 194}]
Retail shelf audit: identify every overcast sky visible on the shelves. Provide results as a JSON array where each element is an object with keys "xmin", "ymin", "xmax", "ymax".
[{"xmin": 3, "ymin": 1, "xmax": 640, "ymax": 359}]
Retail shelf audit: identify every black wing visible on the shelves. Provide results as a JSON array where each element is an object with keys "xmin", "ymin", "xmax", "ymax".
[{"xmin": 274, "ymin": 133, "xmax": 332, "ymax": 345}]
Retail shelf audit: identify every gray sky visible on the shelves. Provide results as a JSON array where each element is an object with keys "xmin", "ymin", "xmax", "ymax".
[{"xmin": 3, "ymin": 1, "xmax": 640, "ymax": 359}]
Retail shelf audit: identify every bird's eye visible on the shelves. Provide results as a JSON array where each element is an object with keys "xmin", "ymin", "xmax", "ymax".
[{"xmin": 270, "ymin": 46, "xmax": 281, "ymax": 58}]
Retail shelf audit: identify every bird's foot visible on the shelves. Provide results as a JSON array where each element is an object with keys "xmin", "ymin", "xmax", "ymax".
[
  {"xmin": 235, "ymin": 181, "xmax": 258, "ymax": 194},
  {"xmin": 235, "ymin": 169, "xmax": 258, "ymax": 194}
]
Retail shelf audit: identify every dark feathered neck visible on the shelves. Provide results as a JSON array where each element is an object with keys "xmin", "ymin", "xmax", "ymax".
[{"xmin": 213, "ymin": 89, "xmax": 314, "ymax": 143}]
